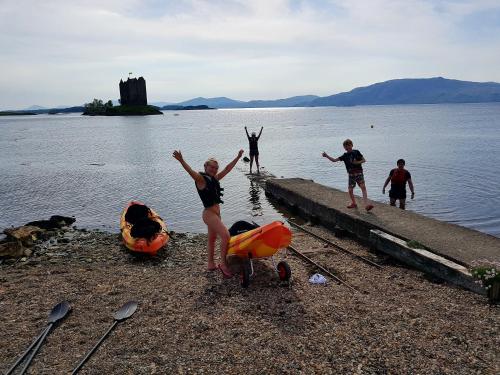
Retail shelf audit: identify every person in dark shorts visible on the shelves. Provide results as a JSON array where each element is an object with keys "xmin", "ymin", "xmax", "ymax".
[
  {"xmin": 383, "ymin": 159, "xmax": 415, "ymax": 209},
  {"xmin": 322, "ymin": 139, "xmax": 374, "ymax": 211},
  {"xmin": 245, "ymin": 126, "xmax": 263, "ymax": 174}
]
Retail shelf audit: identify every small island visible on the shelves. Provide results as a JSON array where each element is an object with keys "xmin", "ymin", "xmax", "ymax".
[
  {"xmin": 82, "ymin": 100, "xmax": 162, "ymax": 116},
  {"xmin": 83, "ymin": 76, "xmax": 162, "ymax": 116}
]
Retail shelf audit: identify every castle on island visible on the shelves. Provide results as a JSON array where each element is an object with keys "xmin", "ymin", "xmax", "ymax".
[{"xmin": 119, "ymin": 76, "xmax": 148, "ymax": 106}]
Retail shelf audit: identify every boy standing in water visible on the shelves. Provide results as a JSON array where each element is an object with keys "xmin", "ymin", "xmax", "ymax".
[
  {"xmin": 322, "ymin": 139, "xmax": 374, "ymax": 211},
  {"xmin": 382, "ymin": 158, "xmax": 415, "ymax": 209}
]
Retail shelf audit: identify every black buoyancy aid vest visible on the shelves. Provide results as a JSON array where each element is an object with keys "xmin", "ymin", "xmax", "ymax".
[
  {"xmin": 197, "ymin": 172, "xmax": 224, "ymax": 208},
  {"xmin": 249, "ymin": 137, "xmax": 258, "ymax": 151}
]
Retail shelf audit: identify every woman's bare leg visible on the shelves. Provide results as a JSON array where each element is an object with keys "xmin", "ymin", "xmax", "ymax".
[
  {"xmin": 255, "ymin": 154, "xmax": 260, "ymax": 174},
  {"xmin": 207, "ymin": 226, "xmax": 217, "ymax": 270},
  {"xmin": 203, "ymin": 210, "xmax": 231, "ymax": 274}
]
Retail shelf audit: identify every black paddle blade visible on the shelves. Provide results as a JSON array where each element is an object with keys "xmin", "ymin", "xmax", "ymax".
[
  {"xmin": 48, "ymin": 301, "xmax": 71, "ymax": 323},
  {"xmin": 114, "ymin": 301, "xmax": 138, "ymax": 321}
]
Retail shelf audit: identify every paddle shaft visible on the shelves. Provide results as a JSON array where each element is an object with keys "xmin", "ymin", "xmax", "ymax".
[
  {"xmin": 18, "ymin": 323, "xmax": 53, "ymax": 375},
  {"xmin": 5, "ymin": 326, "xmax": 49, "ymax": 375},
  {"xmin": 71, "ymin": 321, "xmax": 118, "ymax": 375}
]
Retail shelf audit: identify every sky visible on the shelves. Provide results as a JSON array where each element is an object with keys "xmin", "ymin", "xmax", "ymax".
[{"xmin": 1, "ymin": 0, "xmax": 500, "ymax": 109}]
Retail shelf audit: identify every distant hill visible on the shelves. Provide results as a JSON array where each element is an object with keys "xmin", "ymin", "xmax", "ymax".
[
  {"xmin": 2, "ymin": 106, "xmax": 84, "ymax": 115},
  {"xmin": 309, "ymin": 77, "xmax": 500, "ymax": 107},
  {"xmin": 25, "ymin": 105, "xmax": 47, "ymax": 110},
  {"xmin": 150, "ymin": 101, "xmax": 174, "ymax": 107},
  {"xmin": 0, "ymin": 111, "xmax": 38, "ymax": 116},
  {"xmin": 176, "ymin": 95, "xmax": 319, "ymax": 108},
  {"xmin": 177, "ymin": 97, "xmax": 245, "ymax": 108},
  {"xmin": 47, "ymin": 106, "xmax": 85, "ymax": 114},
  {"xmin": 244, "ymin": 95, "xmax": 319, "ymax": 108},
  {"xmin": 161, "ymin": 104, "xmax": 214, "ymax": 111}
]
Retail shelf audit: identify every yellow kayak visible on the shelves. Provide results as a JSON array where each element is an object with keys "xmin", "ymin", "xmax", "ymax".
[{"xmin": 227, "ymin": 221, "xmax": 292, "ymax": 259}]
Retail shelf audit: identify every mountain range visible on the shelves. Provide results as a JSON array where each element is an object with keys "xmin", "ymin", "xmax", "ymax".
[
  {"xmin": 14, "ymin": 77, "xmax": 500, "ymax": 113},
  {"xmin": 309, "ymin": 77, "xmax": 500, "ymax": 107},
  {"xmin": 174, "ymin": 95, "xmax": 320, "ymax": 108},
  {"xmin": 173, "ymin": 78, "xmax": 500, "ymax": 108}
]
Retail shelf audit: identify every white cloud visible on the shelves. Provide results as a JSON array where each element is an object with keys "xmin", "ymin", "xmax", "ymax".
[{"xmin": 1, "ymin": 0, "xmax": 499, "ymax": 109}]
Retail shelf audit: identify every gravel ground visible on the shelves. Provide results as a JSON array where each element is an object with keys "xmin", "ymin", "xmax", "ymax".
[{"xmin": 0, "ymin": 225, "xmax": 499, "ymax": 374}]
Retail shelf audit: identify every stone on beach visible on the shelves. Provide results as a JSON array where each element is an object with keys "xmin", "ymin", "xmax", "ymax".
[
  {"xmin": 4, "ymin": 225, "xmax": 44, "ymax": 245},
  {"xmin": 0, "ymin": 215, "xmax": 76, "ymax": 258}
]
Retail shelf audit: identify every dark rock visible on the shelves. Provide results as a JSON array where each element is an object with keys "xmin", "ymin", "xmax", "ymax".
[
  {"xmin": 0, "ymin": 241, "xmax": 30, "ymax": 258},
  {"xmin": 4, "ymin": 225, "xmax": 44, "ymax": 245},
  {"xmin": 39, "ymin": 230, "xmax": 58, "ymax": 241},
  {"xmin": 26, "ymin": 215, "xmax": 75, "ymax": 230},
  {"xmin": 242, "ymin": 156, "xmax": 250, "ymax": 163}
]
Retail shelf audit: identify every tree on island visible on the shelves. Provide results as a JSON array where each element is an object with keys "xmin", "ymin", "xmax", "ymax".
[{"xmin": 83, "ymin": 99, "xmax": 113, "ymax": 115}]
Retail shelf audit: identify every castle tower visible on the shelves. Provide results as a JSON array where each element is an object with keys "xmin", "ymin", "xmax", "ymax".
[{"xmin": 119, "ymin": 76, "xmax": 148, "ymax": 106}]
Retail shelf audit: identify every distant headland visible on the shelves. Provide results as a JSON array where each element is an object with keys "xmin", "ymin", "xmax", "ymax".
[
  {"xmin": 0, "ymin": 111, "xmax": 38, "ymax": 116},
  {"xmin": 161, "ymin": 104, "xmax": 214, "ymax": 111},
  {"xmin": 3, "ymin": 77, "xmax": 500, "ymax": 115}
]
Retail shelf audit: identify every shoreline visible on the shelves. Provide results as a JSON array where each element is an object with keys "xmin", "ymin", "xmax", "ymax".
[{"xmin": 1, "ymin": 222, "xmax": 499, "ymax": 373}]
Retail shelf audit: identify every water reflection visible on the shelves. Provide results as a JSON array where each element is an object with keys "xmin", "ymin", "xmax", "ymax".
[{"xmin": 248, "ymin": 181, "xmax": 263, "ymax": 216}]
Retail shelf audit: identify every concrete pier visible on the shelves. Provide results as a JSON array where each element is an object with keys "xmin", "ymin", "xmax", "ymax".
[{"xmin": 265, "ymin": 178, "xmax": 500, "ymax": 267}]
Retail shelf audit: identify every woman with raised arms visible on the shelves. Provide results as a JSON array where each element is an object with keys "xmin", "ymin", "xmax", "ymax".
[{"xmin": 173, "ymin": 149, "xmax": 244, "ymax": 278}]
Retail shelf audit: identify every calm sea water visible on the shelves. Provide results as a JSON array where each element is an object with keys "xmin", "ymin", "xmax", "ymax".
[{"xmin": 1, "ymin": 103, "xmax": 499, "ymax": 237}]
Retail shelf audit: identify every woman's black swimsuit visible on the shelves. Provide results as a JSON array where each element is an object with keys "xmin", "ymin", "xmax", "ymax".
[{"xmin": 196, "ymin": 172, "xmax": 224, "ymax": 208}]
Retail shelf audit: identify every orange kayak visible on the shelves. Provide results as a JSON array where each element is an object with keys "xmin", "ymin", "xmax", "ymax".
[
  {"xmin": 120, "ymin": 201, "xmax": 169, "ymax": 255},
  {"xmin": 227, "ymin": 221, "xmax": 292, "ymax": 259}
]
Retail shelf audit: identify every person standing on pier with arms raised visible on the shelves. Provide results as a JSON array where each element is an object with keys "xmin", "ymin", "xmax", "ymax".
[
  {"xmin": 173, "ymin": 149, "xmax": 244, "ymax": 278},
  {"xmin": 322, "ymin": 139, "xmax": 374, "ymax": 211},
  {"xmin": 245, "ymin": 126, "xmax": 263, "ymax": 174}
]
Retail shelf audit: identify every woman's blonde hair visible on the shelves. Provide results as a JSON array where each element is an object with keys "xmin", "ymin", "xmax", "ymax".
[{"xmin": 204, "ymin": 157, "xmax": 219, "ymax": 168}]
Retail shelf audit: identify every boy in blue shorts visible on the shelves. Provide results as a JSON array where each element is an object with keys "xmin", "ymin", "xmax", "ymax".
[{"xmin": 322, "ymin": 139, "xmax": 374, "ymax": 211}]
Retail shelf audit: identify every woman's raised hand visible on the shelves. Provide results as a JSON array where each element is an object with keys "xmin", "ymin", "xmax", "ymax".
[
  {"xmin": 322, "ymin": 151, "xmax": 328, "ymax": 158},
  {"xmin": 238, "ymin": 149, "xmax": 244, "ymax": 158},
  {"xmin": 173, "ymin": 150, "xmax": 183, "ymax": 162}
]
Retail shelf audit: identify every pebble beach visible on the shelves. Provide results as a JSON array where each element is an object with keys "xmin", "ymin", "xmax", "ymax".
[{"xmin": 1, "ymin": 224, "xmax": 499, "ymax": 374}]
